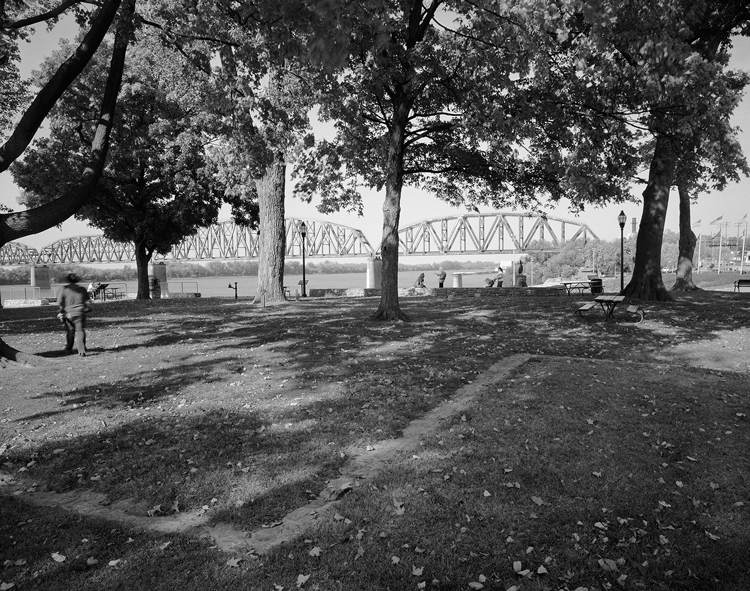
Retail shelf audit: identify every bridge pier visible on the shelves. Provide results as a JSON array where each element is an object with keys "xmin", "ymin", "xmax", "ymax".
[
  {"xmin": 149, "ymin": 262, "xmax": 168, "ymax": 298},
  {"xmin": 31, "ymin": 265, "xmax": 51, "ymax": 290},
  {"xmin": 366, "ymin": 257, "xmax": 382, "ymax": 289}
]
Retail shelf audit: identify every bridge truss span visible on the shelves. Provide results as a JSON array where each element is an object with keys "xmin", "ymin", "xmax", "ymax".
[
  {"xmin": 0, "ymin": 242, "xmax": 39, "ymax": 266},
  {"xmin": 2, "ymin": 218, "xmax": 375, "ymax": 266},
  {"xmin": 397, "ymin": 212, "xmax": 598, "ymax": 256}
]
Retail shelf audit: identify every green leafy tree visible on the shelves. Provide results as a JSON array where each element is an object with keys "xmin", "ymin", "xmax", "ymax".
[
  {"xmin": 0, "ymin": 0, "xmax": 132, "ymax": 363},
  {"xmin": 590, "ymin": 0, "xmax": 750, "ymax": 300},
  {"xmin": 292, "ymin": 0, "xmax": 644, "ymax": 320},
  {"xmin": 12, "ymin": 37, "xmax": 226, "ymax": 298}
]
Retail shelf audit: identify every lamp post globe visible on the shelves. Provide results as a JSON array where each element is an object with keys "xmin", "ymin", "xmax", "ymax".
[
  {"xmin": 618, "ymin": 211, "xmax": 627, "ymax": 293},
  {"xmin": 300, "ymin": 221, "xmax": 307, "ymax": 297}
]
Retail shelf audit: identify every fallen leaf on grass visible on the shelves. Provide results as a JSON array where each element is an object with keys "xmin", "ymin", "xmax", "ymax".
[
  {"xmin": 598, "ymin": 558, "xmax": 618, "ymax": 572},
  {"xmin": 468, "ymin": 583, "xmax": 484, "ymax": 589},
  {"xmin": 705, "ymin": 531, "xmax": 720, "ymax": 541},
  {"xmin": 108, "ymin": 559, "xmax": 122, "ymax": 567},
  {"xmin": 226, "ymin": 558, "xmax": 242, "ymax": 568},
  {"xmin": 296, "ymin": 573, "xmax": 310, "ymax": 588},
  {"xmin": 86, "ymin": 557, "xmax": 98, "ymax": 566},
  {"xmin": 147, "ymin": 505, "xmax": 162, "ymax": 517},
  {"xmin": 483, "ymin": 490, "xmax": 491, "ymax": 497},
  {"xmin": 308, "ymin": 547, "xmax": 321, "ymax": 557},
  {"xmin": 391, "ymin": 556, "xmax": 400, "ymax": 564},
  {"xmin": 537, "ymin": 565, "xmax": 548, "ymax": 575},
  {"xmin": 1, "ymin": 583, "xmax": 15, "ymax": 590},
  {"xmin": 412, "ymin": 566, "xmax": 424, "ymax": 576},
  {"xmin": 51, "ymin": 553, "xmax": 66, "ymax": 563},
  {"xmin": 531, "ymin": 496, "xmax": 544, "ymax": 506}
]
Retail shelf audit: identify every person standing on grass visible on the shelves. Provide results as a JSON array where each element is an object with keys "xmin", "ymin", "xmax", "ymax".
[
  {"xmin": 56, "ymin": 273, "xmax": 91, "ymax": 357},
  {"xmin": 435, "ymin": 268, "xmax": 447, "ymax": 288},
  {"xmin": 494, "ymin": 265, "xmax": 504, "ymax": 287}
]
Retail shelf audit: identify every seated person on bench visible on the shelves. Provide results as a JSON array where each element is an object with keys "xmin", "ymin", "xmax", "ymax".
[{"xmin": 87, "ymin": 282, "xmax": 108, "ymax": 300}]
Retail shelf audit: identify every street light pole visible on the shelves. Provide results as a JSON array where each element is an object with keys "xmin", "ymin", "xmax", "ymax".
[
  {"xmin": 300, "ymin": 221, "xmax": 307, "ymax": 297},
  {"xmin": 618, "ymin": 211, "xmax": 627, "ymax": 293}
]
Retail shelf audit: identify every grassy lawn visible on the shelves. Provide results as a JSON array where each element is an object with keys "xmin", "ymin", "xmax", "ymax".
[{"xmin": 1, "ymin": 286, "xmax": 749, "ymax": 590}]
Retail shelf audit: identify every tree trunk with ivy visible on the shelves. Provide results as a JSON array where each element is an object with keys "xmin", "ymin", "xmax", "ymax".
[
  {"xmin": 623, "ymin": 136, "xmax": 676, "ymax": 302},
  {"xmin": 671, "ymin": 182, "xmax": 700, "ymax": 291},
  {"xmin": 253, "ymin": 157, "xmax": 286, "ymax": 304}
]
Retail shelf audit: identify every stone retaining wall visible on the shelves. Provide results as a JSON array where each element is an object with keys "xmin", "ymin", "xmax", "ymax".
[
  {"xmin": 308, "ymin": 286, "xmax": 565, "ymax": 299},
  {"xmin": 2, "ymin": 298, "xmax": 51, "ymax": 308},
  {"xmin": 162, "ymin": 292, "xmax": 201, "ymax": 299}
]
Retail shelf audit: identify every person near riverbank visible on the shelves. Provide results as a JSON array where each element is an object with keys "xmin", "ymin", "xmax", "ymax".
[
  {"xmin": 414, "ymin": 273, "xmax": 426, "ymax": 288},
  {"xmin": 435, "ymin": 268, "xmax": 447, "ymax": 288},
  {"xmin": 494, "ymin": 265, "xmax": 504, "ymax": 287},
  {"xmin": 56, "ymin": 273, "xmax": 91, "ymax": 357}
]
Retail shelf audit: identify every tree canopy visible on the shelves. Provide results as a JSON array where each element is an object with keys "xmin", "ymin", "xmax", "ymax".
[{"xmin": 11, "ymin": 35, "xmax": 226, "ymax": 298}]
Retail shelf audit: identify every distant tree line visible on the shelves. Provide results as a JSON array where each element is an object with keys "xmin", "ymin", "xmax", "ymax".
[{"xmin": 1, "ymin": 258, "xmax": 498, "ymax": 284}]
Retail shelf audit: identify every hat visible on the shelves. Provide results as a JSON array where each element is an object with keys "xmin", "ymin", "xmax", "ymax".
[{"xmin": 66, "ymin": 273, "xmax": 79, "ymax": 283}]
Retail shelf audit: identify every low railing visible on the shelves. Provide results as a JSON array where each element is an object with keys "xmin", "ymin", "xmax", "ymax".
[
  {"xmin": 167, "ymin": 281, "xmax": 198, "ymax": 294},
  {"xmin": 1, "ymin": 286, "xmax": 42, "ymax": 300}
]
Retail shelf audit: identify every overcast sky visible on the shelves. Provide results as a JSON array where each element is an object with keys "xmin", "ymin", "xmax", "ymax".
[{"xmin": 2, "ymin": 16, "xmax": 748, "ymax": 256}]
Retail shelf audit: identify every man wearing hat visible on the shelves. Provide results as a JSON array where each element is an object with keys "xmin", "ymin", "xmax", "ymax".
[{"xmin": 56, "ymin": 273, "xmax": 92, "ymax": 356}]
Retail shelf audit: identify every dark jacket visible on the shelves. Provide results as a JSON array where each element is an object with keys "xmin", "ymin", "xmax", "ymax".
[{"xmin": 57, "ymin": 283, "xmax": 91, "ymax": 318}]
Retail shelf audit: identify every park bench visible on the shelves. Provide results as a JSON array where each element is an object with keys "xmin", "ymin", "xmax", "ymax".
[
  {"xmin": 735, "ymin": 279, "xmax": 750, "ymax": 292},
  {"xmin": 575, "ymin": 302, "xmax": 596, "ymax": 316}
]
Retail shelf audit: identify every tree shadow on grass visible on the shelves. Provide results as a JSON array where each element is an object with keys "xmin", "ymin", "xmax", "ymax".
[
  {"xmin": 5, "ymin": 407, "xmax": 347, "ymax": 531},
  {"xmin": 4, "ymin": 292, "xmax": 749, "ymax": 537}
]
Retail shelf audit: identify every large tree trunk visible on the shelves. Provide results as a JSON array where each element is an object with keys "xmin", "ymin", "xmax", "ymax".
[
  {"xmin": 622, "ymin": 136, "xmax": 676, "ymax": 301},
  {"xmin": 135, "ymin": 239, "xmax": 153, "ymax": 299},
  {"xmin": 0, "ymin": 0, "xmax": 133, "ymax": 248},
  {"xmin": 671, "ymin": 182, "xmax": 700, "ymax": 291},
  {"xmin": 370, "ymin": 94, "xmax": 412, "ymax": 321},
  {"xmin": 253, "ymin": 157, "xmax": 286, "ymax": 304}
]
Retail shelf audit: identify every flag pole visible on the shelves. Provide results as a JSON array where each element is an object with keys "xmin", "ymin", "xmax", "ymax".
[{"xmin": 697, "ymin": 232, "xmax": 702, "ymax": 271}]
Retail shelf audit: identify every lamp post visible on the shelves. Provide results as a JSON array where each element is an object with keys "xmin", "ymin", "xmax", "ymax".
[
  {"xmin": 300, "ymin": 221, "xmax": 307, "ymax": 297},
  {"xmin": 227, "ymin": 282, "xmax": 238, "ymax": 299},
  {"xmin": 618, "ymin": 210, "xmax": 627, "ymax": 292}
]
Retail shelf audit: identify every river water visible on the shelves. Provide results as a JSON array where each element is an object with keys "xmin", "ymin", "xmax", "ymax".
[{"xmin": 1, "ymin": 268, "xmax": 518, "ymax": 302}]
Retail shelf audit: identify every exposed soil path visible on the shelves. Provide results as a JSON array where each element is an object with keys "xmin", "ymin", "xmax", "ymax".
[{"xmin": 2, "ymin": 354, "xmax": 531, "ymax": 555}]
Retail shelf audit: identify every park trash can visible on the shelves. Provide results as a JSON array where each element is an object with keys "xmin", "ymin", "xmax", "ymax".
[{"xmin": 588, "ymin": 275, "xmax": 603, "ymax": 295}]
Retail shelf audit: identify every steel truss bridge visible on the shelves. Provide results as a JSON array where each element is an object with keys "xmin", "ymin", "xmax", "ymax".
[{"xmin": 1, "ymin": 213, "xmax": 597, "ymax": 266}]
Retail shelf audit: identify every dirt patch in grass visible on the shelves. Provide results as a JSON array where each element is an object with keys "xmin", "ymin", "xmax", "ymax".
[{"xmin": 1, "ymin": 290, "xmax": 749, "ymax": 590}]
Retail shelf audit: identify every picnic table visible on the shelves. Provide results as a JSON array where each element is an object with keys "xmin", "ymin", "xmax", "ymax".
[
  {"xmin": 103, "ymin": 286, "xmax": 123, "ymax": 300},
  {"xmin": 594, "ymin": 295, "xmax": 625, "ymax": 320},
  {"xmin": 560, "ymin": 280, "xmax": 592, "ymax": 295}
]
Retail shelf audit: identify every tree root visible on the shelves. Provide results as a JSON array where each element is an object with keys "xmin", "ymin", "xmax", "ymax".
[
  {"xmin": 0, "ymin": 338, "xmax": 42, "ymax": 368},
  {"xmin": 369, "ymin": 306, "xmax": 411, "ymax": 322},
  {"xmin": 670, "ymin": 279, "xmax": 702, "ymax": 292}
]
